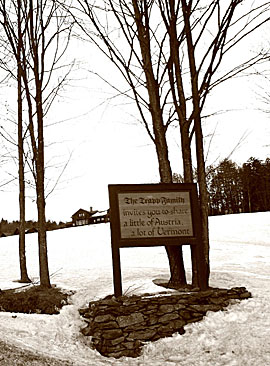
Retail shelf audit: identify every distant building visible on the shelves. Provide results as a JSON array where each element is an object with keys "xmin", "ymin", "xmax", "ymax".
[
  {"xmin": 90, "ymin": 210, "xmax": 110, "ymax": 224},
  {"xmin": 71, "ymin": 207, "xmax": 109, "ymax": 226},
  {"xmin": 71, "ymin": 208, "xmax": 97, "ymax": 226}
]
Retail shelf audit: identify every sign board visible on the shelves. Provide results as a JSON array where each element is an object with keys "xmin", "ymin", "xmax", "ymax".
[
  {"xmin": 108, "ymin": 183, "xmax": 204, "ymax": 296},
  {"xmin": 109, "ymin": 183, "xmax": 201, "ymax": 247}
]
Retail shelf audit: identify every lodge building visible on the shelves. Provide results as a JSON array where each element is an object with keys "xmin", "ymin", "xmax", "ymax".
[{"xmin": 71, "ymin": 207, "xmax": 110, "ymax": 226}]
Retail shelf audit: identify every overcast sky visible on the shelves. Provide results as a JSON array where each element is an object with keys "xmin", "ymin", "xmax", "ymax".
[{"xmin": 0, "ymin": 9, "xmax": 269, "ymax": 223}]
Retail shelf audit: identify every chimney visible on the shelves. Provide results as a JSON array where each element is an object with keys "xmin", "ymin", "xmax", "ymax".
[{"xmin": 90, "ymin": 206, "xmax": 93, "ymax": 213}]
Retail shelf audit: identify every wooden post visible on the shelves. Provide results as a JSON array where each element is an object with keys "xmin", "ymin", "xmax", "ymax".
[
  {"xmin": 194, "ymin": 243, "xmax": 208, "ymax": 291},
  {"xmin": 111, "ymin": 244, "xmax": 122, "ymax": 297}
]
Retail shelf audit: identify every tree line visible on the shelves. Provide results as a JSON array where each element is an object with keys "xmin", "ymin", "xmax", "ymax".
[
  {"xmin": 207, "ymin": 157, "xmax": 270, "ymax": 216},
  {"xmin": 0, "ymin": 219, "xmax": 67, "ymax": 237}
]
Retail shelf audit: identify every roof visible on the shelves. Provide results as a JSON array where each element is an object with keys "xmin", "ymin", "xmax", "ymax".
[{"xmin": 91, "ymin": 210, "xmax": 109, "ymax": 218}]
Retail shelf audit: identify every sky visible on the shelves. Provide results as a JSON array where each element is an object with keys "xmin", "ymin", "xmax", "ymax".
[
  {"xmin": 0, "ymin": 6, "xmax": 270, "ymax": 223},
  {"xmin": 0, "ymin": 212, "xmax": 269, "ymax": 365}
]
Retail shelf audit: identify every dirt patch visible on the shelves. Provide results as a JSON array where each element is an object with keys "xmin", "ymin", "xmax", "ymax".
[{"xmin": 0, "ymin": 285, "xmax": 73, "ymax": 314}]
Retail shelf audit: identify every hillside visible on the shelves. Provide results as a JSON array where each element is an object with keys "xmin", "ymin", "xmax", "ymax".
[{"xmin": 0, "ymin": 212, "xmax": 269, "ymax": 365}]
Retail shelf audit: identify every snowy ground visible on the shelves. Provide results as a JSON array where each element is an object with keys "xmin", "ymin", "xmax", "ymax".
[{"xmin": 0, "ymin": 212, "xmax": 270, "ymax": 366}]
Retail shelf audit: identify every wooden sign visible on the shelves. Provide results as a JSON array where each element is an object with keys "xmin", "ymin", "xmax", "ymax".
[
  {"xmin": 108, "ymin": 183, "xmax": 204, "ymax": 296},
  {"xmin": 109, "ymin": 183, "xmax": 201, "ymax": 247}
]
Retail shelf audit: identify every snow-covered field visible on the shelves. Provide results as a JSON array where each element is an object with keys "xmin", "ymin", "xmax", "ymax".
[{"xmin": 0, "ymin": 212, "xmax": 270, "ymax": 366}]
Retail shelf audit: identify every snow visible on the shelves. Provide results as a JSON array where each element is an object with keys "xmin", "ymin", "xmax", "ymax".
[{"xmin": 0, "ymin": 212, "xmax": 270, "ymax": 365}]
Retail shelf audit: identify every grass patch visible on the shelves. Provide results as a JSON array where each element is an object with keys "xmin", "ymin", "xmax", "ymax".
[{"xmin": 0, "ymin": 285, "xmax": 73, "ymax": 314}]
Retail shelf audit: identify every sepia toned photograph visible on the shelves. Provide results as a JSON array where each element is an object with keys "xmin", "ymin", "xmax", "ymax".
[{"xmin": 0, "ymin": 1, "xmax": 269, "ymax": 365}]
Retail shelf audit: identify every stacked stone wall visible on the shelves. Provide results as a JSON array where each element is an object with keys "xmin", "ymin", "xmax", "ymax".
[{"xmin": 80, "ymin": 287, "xmax": 251, "ymax": 358}]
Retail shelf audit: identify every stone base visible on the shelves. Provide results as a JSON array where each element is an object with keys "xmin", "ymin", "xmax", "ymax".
[{"xmin": 79, "ymin": 286, "xmax": 252, "ymax": 359}]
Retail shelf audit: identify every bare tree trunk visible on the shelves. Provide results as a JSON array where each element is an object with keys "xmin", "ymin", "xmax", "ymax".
[
  {"xmin": 165, "ymin": 0, "xmax": 196, "ymax": 287},
  {"xmin": 154, "ymin": 113, "xmax": 187, "ymax": 286},
  {"xmin": 180, "ymin": 124, "xmax": 201, "ymax": 286},
  {"xmin": 132, "ymin": 0, "xmax": 186, "ymax": 286},
  {"xmin": 181, "ymin": 126, "xmax": 193, "ymax": 182},
  {"xmin": 181, "ymin": 0, "xmax": 209, "ymax": 287},
  {"xmin": 29, "ymin": 0, "xmax": 50, "ymax": 288},
  {"xmin": 17, "ymin": 0, "xmax": 30, "ymax": 283},
  {"xmin": 36, "ymin": 137, "xmax": 50, "ymax": 287},
  {"xmin": 35, "ymin": 92, "xmax": 50, "ymax": 288},
  {"xmin": 18, "ymin": 73, "xmax": 31, "ymax": 283},
  {"xmin": 194, "ymin": 116, "xmax": 210, "ymax": 284}
]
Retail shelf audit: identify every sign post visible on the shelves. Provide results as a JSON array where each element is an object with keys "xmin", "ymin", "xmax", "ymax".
[{"xmin": 109, "ymin": 183, "xmax": 206, "ymax": 296}]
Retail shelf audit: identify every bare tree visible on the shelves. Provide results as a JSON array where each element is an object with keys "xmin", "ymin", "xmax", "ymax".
[
  {"xmin": 0, "ymin": 0, "xmax": 73, "ymax": 287},
  {"xmin": 64, "ymin": 0, "xmax": 189, "ymax": 286},
  {"xmin": 0, "ymin": 4, "xmax": 30, "ymax": 282},
  {"xmin": 64, "ymin": 0, "xmax": 270, "ymax": 288},
  {"xmin": 158, "ymin": 0, "xmax": 270, "ymax": 285}
]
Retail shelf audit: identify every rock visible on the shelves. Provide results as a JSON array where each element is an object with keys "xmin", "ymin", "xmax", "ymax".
[
  {"xmin": 147, "ymin": 314, "xmax": 158, "ymax": 325},
  {"xmin": 96, "ymin": 320, "xmax": 118, "ymax": 329},
  {"xmin": 107, "ymin": 348, "xmax": 141, "ymax": 359},
  {"xmin": 173, "ymin": 319, "xmax": 186, "ymax": 329},
  {"xmin": 127, "ymin": 328, "xmax": 157, "ymax": 340},
  {"xmin": 105, "ymin": 351, "xmax": 123, "ymax": 359},
  {"xmin": 107, "ymin": 336, "xmax": 125, "ymax": 346},
  {"xmin": 158, "ymin": 324, "xmax": 175, "ymax": 335},
  {"xmin": 79, "ymin": 307, "xmax": 90, "ymax": 316},
  {"xmin": 186, "ymin": 315, "xmax": 203, "ymax": 323},
  {"xmin": 95, "ymin": 314, "xmax": 115, "ymax": 323},
  {"xmin": 156, "ymin": 319, "xmax": 185, "ymax": 336},
  {"xmin": 146, "ymin": 304, "xmax": 158, "ymax": 311},
  {"xmin": 124, "ymin": 322, "xmax": 147, "ymax": 332},
  {"xmin": 91, "ymin": 329, "xmax": 102, "ymax": 339},
  {"xmin": 116, "ymin": 312, "xmax": 144, "ymax": 328},
  {"xmin": 99, "ymin": 297, "xmax": 120, "ymax": 306},
  {"xmin": 159, "ymin": 312, "xmax": 179, "ymax": 324},
  {"xmin": 178, "ymin": 327, "xmax": 185, "ymax": 335},
  {"xmin": 209, "ymin": 297, "xmax": 226, "ymax": 305},
  {"xmin": 239, "ymin": 291, "xmax": 252, "ymax": 299},
  {"xmin": 188, "ymin": 304, "xmax": 222, "ymax": 313},
  {"xmin": 179, "ymin": 310, "xmax": 192, "ymax": 320},
  {"xmin": 102, "ymin": 328, "xmax": 123, "ymax": 340},
  {"xmin": 174, "ymin": 304, "xmax": 186, "ymax": 310},
  {"xmin": 159, "ymin": 304, "xmax": 176, "ymax": 313},
  {"xmin": 81, "ymin": 325, "xmax": 93, "ymax": 336},
  {"xmin": 123, "ymin": 340, "xmax": 141, "ymax": 350},
  {"xmin": 117, "ymin": 305, "xmax": 140, "ymax": 314}
]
